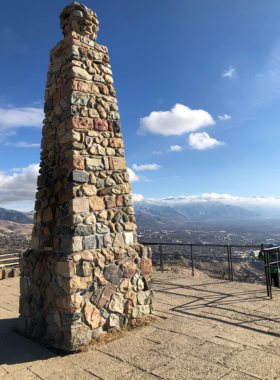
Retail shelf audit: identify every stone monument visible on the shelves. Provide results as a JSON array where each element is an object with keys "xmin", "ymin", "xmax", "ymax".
[{"xmin": 19, "ymin": 2, "xmax": 153, "ymax": 351}]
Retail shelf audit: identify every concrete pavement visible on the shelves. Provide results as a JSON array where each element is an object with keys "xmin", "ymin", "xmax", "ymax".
[{"xmin": 1, "ymin": 273, "xmax": 280, "ymax": 379}]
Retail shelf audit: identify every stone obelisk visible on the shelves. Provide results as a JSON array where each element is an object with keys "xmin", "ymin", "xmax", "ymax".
[{"xmin": 19, "ymin": 2, "xmax": 153, "ymax": 351}]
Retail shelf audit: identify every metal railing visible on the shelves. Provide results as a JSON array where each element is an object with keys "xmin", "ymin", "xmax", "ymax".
[
  {"xmin": 139, "ymin": 241, "xmax": 270, "ymax": 285},
  {"xmin": 261, "ymin": 244, "xmax": 280, "ymax": 299}
]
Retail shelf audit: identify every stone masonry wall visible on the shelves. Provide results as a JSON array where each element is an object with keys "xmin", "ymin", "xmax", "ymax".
[{"xmin": 19, "ymin": 2, "xmax": 153, "ymax": 351}]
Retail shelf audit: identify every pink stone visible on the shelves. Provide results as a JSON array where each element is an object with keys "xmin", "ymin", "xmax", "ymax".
[
  {"xmin": 66, "ymin": 116, "xmax": 93, "ymax": 130},
  {"xmin": 122, "ymin": 259, "xmax": 137, "ymax": 278},
  {"xmin": 94, "ymin": 118, "xmax": 108, "ymax": 131},
  {"xmin": 98, "ymin": 282, "xmax": 116, "ymax": 309},
  {"xmin": 84, "ymin": 303, "xmax": 104, "ymax": 330}
]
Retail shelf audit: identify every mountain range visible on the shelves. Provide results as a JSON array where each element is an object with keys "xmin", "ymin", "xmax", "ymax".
[
  {"xmin": 0, "ymin": 201, "xmax": 260, "ymax": 228},
  {"xmin": 0, "ymin": 207, "xmax": 33, "ymax": 224},
  {"xmin": 134, "ymin": 201, "xmax": 260, "ymax": 226}
]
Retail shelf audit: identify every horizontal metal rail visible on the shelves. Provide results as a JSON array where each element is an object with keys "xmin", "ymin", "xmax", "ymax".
[{"xmin": 140, "ymin": 241, "xmax": 272, "ymax": 294}]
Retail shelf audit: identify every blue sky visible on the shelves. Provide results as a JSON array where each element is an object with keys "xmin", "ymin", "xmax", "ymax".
[{"xmin": 1, "ymin": 0, "xmax": 280, "ymax": 211}]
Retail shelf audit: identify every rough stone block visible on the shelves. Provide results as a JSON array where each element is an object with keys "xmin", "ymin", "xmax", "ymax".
[
  {"xmin": 89, "ymin": 196, "xmax": 105, "ymax": 211},
  {"xmin": 83, "ymin": 236, "xmax": 96, "ymax": 250},
  {"xmin": 60, "ymin": 236, "xmax": 83, "ymax": 253},
  {"xmin": 68, "ymin": 200, "xmax": 88, "ymax": 217},
  {"xmin": 104, "ymin": 266, "xmax": 122, "ymax": 285},
  {"xmin": 55, "ymin": 261, "xmax": 76, "ymax": 277},
  {"xmin": 94, "ymin": 118, "xmax": 108, "ymax": 131},
  {"xmin": 85, "ymin": 157, "xmax": 104, "ymax": 171},
  {"xmin": 138, "ymin": 259, "xmax": 153, "ymax": 275},
  {"xmin": 109, "ymin": 157, "xmax": 127, "ymax": 170},
  {"xmin": 62, "ymin": 155, "xmax": 84, "ymax": 171},
  {"xmin": 67, "ymin": 116, "xmax": 93, "ymax": 130},
  {"xmin": 68, "ymin": 171, "xmax": 89, "ymax": 183}
]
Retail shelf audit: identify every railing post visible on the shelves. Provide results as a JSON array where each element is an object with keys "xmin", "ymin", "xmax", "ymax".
[
  {"xmin": 191, "ymin": 244, "xmax": 194, "ymax": 276},
  {"xmin": 263, "ymin": 244, "xmax": 270, "ymax": 297},
  {"xmin": 277, "ymin": 248, "xmax": 280, "ymax": 290},
  {"xmin": 227, "ymin": 245, "xmax": 230, "ymax": 281},
  {"xmin": 229, "ymin": 245, "xmax": 233, "ymax": 282},
  {"xmin": 159, "ymin": 244, "xmax": 163, "ymax": 273}
]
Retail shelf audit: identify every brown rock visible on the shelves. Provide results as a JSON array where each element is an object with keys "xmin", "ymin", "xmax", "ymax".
[
  {"xmin": 122, "ymin": 259, "xmax": 137, "ymax": 278},
  {"xmin": 44, "ymin": 286, "xmax": 56, "ymax": 310},
  {"xmin": 56, "ymin": 261, "xmax": 75, "ymax": 278},
  {"xmin": 104, "ymin": 265, "xmax": 122, "ymax": 285},
  {"xmin": 96, "ymin": 251, "xmax": 105, "ymax": 270},
  {"xmin": 107, "ymin": 210, "xmax": 115, "ymax": 220},
  {"xmin": 101, "ymin": 249, "xmax": 114, "ymax": 264},
  {"xmin": 89, "ymin": 196, "xmax": 105, "ymax": 211},
  {"xmin": 112, "ymin": 183, "xmax": 131, "ymax": 195},
  {"xmin": 62, "ymin": 277, "xmax": 80, "ymax": 294},
  {"xmin": 60, "ymin": 79, "xmax": 77, "ymax": 98},
  {"xmin": 138, "ymin": 259, "xmax": 153, "ymax": 275},
  {"xmin": 66, "ymin": 116, "xmax": 93, "ymax": 130},
  {"xmin": 118, "ymin": 279, "xmax": 133, "ymax": 293},
  {"xmin": 98, "ymin": 282, "xmax": 116, "ymax": 309},
  {"xmin": 124, "ymin": 300, "xmax": 132, "ymax": 315},
  {"xmin": 82, "ymin": 261, "xmax": 93, "ymax": 277},
  {"xmin": 81, "ymin": 251, "xmax": 93, "ymax": 261},
  {"xmin": 62, "ymin": 155, "xmax": 84, "ymax": 171},
  {"xmin": 34, "ymin": 261, "xmax": 44, "ymax": 282},
  {"xmin": 143, "ymin": 274, "xmax": 153, "ymax": 289},
  {"xmin": 58, "ymin": 187, "xmax": 76, "ymax": 204},
  {"xmin": 109, "ymin": 138, "xmax": 124, "ymax": 148},
  {"xmin": 69, "ymin": 198, "xmax": 89, "ymax": 213},
  {"xmin": 116, "ymin": 196, "xmax": 123, "ymax": 207},
  {"xmin": 97, "ymin": 83, "xmax": 109, "ymax": 95},
  {"xmin": 124, "ymin": 291, "xmax": 137, "ymax": 306},
  {"xmin": 98, "ymin": 188, "xmax": 111, "ymax": 196},
  {"xmin": 56, "ymin": 294, "xmax": 81, "ymax": 313},
  {"xmin": 112, "ymin": 233, "xmax": 125, "ymax": 247},
  {"xmin": 104, "ymin": 196, "xmax": 116, "ymax": 209},
  {"xmin": 114, "ymin": 247, "xmax": 126, "ymax": 259},
  {"xmin": 20, "ymin": 298, "xmax": 30, "ymax": 317},
  {"xmin": 77, "ymin": 81, "xmax": 99, "ymax": 94},
  {"xmin": 124, "ymin": 222, "xmax": 137, "ymax": 231},
  {"xmin": 43, "ymin": 206, "xmax": 53, "ymax": 223},
  {"xmin": 82, "ymin": 184, "xmax": 97, "ymax": 196},
  {"xmin": 94, "ymin": 118, "xmax": 108, "ymax": 131}
]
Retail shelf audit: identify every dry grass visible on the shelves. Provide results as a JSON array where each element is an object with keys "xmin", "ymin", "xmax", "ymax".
[
  {"xmin": 79, "ymin": 315, "xmax": 161, "ymax": 353},
  {"xmin": 0, "ymin": 220, "xmax": 32, "ymax": 235}
]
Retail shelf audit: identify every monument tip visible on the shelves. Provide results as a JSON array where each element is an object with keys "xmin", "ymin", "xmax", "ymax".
[{"xmin": 59, "ymin": 2, "xmax": 99, "ymax": 41}]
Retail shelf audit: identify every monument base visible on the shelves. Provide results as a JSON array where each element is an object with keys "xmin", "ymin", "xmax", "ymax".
[{"xmin": 19, "ymin": 244, "xmax": 153, "ymax": 351}]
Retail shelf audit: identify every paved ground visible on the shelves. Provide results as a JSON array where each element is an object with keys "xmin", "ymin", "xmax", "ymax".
[{"xmin": 1, "ymin": 273, "xmax": 280, "ymax": 379}]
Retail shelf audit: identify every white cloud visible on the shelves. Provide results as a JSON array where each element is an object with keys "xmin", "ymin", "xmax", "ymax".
[
  {"xmin": 0, "ymin": 107, "xmax": 43, "ymax": 131},
  {"xmin": 249, "ymin": 39, "xmax": 280, "ymax": 107},
  {"xmin": 222, "ymin": 66, "xmax": 235, "ymax": 78},
  {"xmin": 218, "ymin": 114, "xmax": 231, "ymax": 120},
  {"xmin": 188, "ymin": 132, "xmax": 225, "ymax": 150},
  {"xmin": 132, "ymin": 163, "xmax": 161, "ymax": 171},
  {"xmin": 10, "ymin": 168, "xmax": 21, "ymax": 172},
  {"xmin": 132, "ymin": 193, "xmax": 144, "ymax": 202},
  {"xmin": 127, "ymin": 168, "xmax": 139, "ymax": 182},
  {"xmin": 169, "ymin": 145, "xmax": 183, "ymax": 152},
  {"xmin": 145, "ymin": 193, "xmax": 280, "ymax": 206},
  {"xmin": 138, "ymin": 104, "xmax": 215, "ymax": 136},
  {"xmin": 5, "ymin": 141, "xmax": 40, "ymax": 148},
  {"xmin": 0, "ymin": 164, "xmax": 39, "ymax": 203},
  {"xmin": 153, "ymin": 151, "xmax": 161, "ymax": 154}
]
